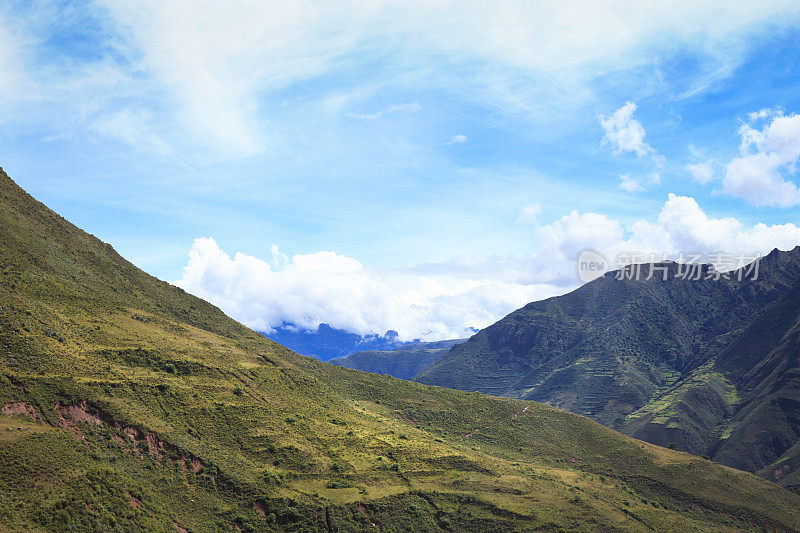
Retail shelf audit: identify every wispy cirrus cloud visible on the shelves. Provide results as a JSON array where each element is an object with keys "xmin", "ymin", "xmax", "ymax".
[
  {"xmin": 0, "ymin": 8, "xmax": 30, "ymax": 106},
  {"xmin": 619, "ymin": 172, "xmax": 661, "ymax": 192},
  {"xmin": 90, "ymin": 108, "xmax": 171, "ymax": 155},
  {"xmin": 349, "ymin": 102, "xmax": 422, "ymax": 120},
  {"xmin": 446, "ymin": 134, "xmax": 468, "ymax": 145},
  {"xmin": 54, "ymin": 0, "xmax": 800, "ymax": 155},
  {"xmin": 5, "ymin": 1, "xmax": 800, "ymax": 157}
]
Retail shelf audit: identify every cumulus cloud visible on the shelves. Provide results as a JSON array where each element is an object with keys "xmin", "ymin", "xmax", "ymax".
[
  {"xmin": 539, "ymin": 211, "xmax": 624, "ymax": 258},
  {"xmin": 175, "ymin": 238, "xmax": 550, "ymax": 340},
  {"xmin": 530, "ymin": 194, "xmax": 800, "ymax": 285},
  {"xmin": 625, "ymin": 193, "xmax": 800, "ymax": 257},
  {"xmin": 176, "ymin": 194, "xmax": 800, "ymax": 340},
  {"xmin": 600, "ymin": 102, "xmax": 655, "ymax": 157},
  {"xmin": 721, "ymin": 111, "xmax": 800, "ymax": 206}
]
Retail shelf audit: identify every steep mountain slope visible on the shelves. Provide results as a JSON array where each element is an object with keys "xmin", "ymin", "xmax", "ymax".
[
  {"xmin": 625, "ymin": 258, "xmax": 800, "ymax": 487},
  {"xmin": 329, "ymin": 339, "xmax": 462, "ymax": 379},
  {"xmin": 417, "ymin": 263, "xmax": 740, "ymax": 426},
  {"xmin": 416, "ymin": 249, "xmax": 800, "ymax": 489},
  {"xmin": 2, "ymin": 168, "xmax": 800, "ymax": 531}
]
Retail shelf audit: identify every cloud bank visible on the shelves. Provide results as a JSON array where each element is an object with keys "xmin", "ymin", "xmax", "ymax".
[
  {"xmin": 176, "ymin": 195, "xmax": 800, "ymax": 340},
  {"xmin": 175, "ymin": 238, "xmax": 550, "ymax": 340}
]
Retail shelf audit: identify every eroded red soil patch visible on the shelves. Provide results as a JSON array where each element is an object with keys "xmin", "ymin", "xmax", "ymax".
[
  {"xmin": 125, "ymin": 491, "xmax": 142, "ymax": 509},
  {"xmin": 1, "ymin": 401, "xmax": 43, "ymax": 423},
  {"xmin": 54, "ymin": 401, "xmax": 209, "ymax": 483}
]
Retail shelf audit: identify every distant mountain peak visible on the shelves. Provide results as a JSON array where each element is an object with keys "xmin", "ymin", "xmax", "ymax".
[{"xmin": 262, "ymin": 323, "xmax": 414, "ymax": 360}]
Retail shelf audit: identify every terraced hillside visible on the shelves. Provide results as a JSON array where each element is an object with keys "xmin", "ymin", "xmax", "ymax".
[
  {"xmin": 1, "ymin": 166, "xmax": 800, "ymax": 531},
  {"xmin": 416, "ymin": 248, "xmax": 800, "ymax": 491}
]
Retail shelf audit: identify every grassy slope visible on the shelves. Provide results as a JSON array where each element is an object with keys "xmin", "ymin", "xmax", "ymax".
[
  {"xmin": 0, "ymin": 168, "xmax": 799, "ymax": 531},
  {"xmin": 328, "ymin": 339, "xmax": 462, "ymax": 380}
]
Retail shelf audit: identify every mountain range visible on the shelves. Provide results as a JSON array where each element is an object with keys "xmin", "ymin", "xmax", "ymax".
[
  {"xmin": 415, "ymin": 252, "xmax": 800, "ymax": 491},
  {"xmin": 263, "ymin": 324, "xmax": 408, "ymax": 361},
  {"xmin": 2, "ymin": 167, "xmax": 800, "ymax": 530}
]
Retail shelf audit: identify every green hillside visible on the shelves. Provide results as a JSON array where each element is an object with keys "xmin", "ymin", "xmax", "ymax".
[
  {"xmin": 328, "ymin": 339, "xmax": 462, "ymax": 380},
  {"xmin": 1, "ymin": 166, "xmax": 800, "ymax": 531},
  {"xmin": 416, "ymin": 247, "xmax": 800, "ymax": 490}
]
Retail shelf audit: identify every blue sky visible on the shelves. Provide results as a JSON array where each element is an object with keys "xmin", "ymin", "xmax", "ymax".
[{"xmin": 4, "ymin": 1, "xmax": 800, "ymax": 339}]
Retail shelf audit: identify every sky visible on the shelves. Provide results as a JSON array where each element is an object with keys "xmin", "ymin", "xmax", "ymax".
[{"xmin": 4, "ymin": 1, "xmax": 800, "ymax": 340}]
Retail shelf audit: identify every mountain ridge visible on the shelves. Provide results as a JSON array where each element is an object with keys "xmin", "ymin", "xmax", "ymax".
[
  {"xmin": 263, "ymin": 323, "xmax": 406, "ymax": 361},
  {"xmin": 416, "ymin": 246, "xmax": 800, "ymax": 490}
]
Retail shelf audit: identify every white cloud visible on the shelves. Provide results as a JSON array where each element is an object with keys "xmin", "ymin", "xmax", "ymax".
[
  {"xmin": 88, "ymin": 1, "xmax": 800, "ymax": 154},
  {"xmin": 620, "ymin": 174, "xmax": 643, "ymax": 192},
  {"xmin": 600, "ymin": 102, "xmax": 654, "ymax": 157},
  {"xmin": 175, "ymin": 238, "xmax": 551, "ymax": 340},
  {"xmin": 532, "ymin": 193, "xmax": 800, "ymax": 283},
  {"xmin": 176, "ymin": 194, "xmax": 800, "ymax": 340},
  {"xmin": 619, "ymin": 171, "xmax": 660, "ymax": 192},
  {"xmin": 446, "ymin": 134, "xmax": 468, "ymax": 145},
  {"xmin": 517, "ymin": 203, "xmax": 542, "ymax": 224},
  {"xmin": 722, "ymin": 112, "xmax": 800, "ymax": 206},
  {"xmin": 540, "ymin": 211, "xmax": 625, "ymax": 257},
  {"xmin": 91, "ymin": 109, "xmax": 171, "ymax": 155},
  {"xmin": 99, "ymin": 1, "xmax": 377, "ymax": 153},
  {"xmin": 0, "ymin": 11, "xmax": 29, "ymax": 105},
  {"xmin": 747, "ymin": 107, "xmax": 780, "ymax": 122},
  {"xmin": 686, "ymin": 161, "xmax": 716, "ymax": 184},
  {"xmin": 525, "ymin": 193, "xmax": 800, "ymax": 283},
  {"xmin": 626, "ymin": 193, "xmax": 800, "ymax": 256}
]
